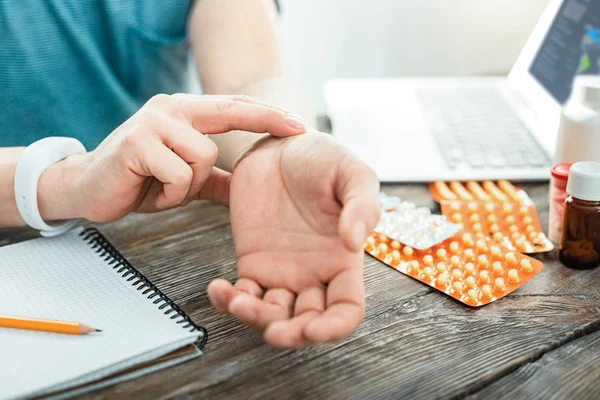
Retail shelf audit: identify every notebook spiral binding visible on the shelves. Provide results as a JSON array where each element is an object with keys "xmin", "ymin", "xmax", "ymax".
[{"xmin": 79, "ymin": 228, "xmax": 208, "ymax": 349}]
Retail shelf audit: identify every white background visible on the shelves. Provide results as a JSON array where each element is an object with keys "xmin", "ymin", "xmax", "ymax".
[{"xmin": 277, "ymin": 0, "xmax": 551, "ymax": 114}]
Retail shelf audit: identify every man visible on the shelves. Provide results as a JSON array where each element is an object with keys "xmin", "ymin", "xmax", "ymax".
[{"xmin": 0, "ymin": 0, "xmax": 380, "ymax": 349}]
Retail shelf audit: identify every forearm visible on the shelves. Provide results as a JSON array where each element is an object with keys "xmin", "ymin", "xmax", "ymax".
[
  {"xmin": 0, "ymin": 147, "xmax": 78, "ymax": 228},
  {"xmin": 207, "ymin": 76, "xmax": 316, "ymax": 171},
  {"xmin": 189, "ymin": 0, "xmax": 315, "ymax": 172},
  {"xmin": 0, "ymin": 147, "xmax": 26, "ymax": 227}
]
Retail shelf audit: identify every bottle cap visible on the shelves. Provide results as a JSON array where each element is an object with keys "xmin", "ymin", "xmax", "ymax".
[
  {"xmin": 566, "ymin": 161, "xmax": 600, "ymax": 201},
  {"xmin": 572, "ymin": 76, "xmax": 600, "ymax": 108},
  {"xmin": 551, "ymin": 163, "xmax": 572, "ymax": 181}
]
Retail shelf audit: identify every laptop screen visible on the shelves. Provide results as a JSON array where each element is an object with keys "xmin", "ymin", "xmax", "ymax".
[{"xmin": 529, "ymin": 0, "xmax": 600, "ymax": 104}]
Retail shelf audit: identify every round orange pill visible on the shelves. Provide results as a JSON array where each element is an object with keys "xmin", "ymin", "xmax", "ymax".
[
  {"xmin": 452, "ymin": 281, "xmax": 464, "ymax": 294},
  {"xmin": 378, "ymin": 243, "xmax": 388, "ymax": 254},
  {"xmin": 366, "ymin": 236, "xmax": 376, "ymax": 246},
  {"xmin": 391, "ymin": 240, "xmax": 401, "ymax": 250},
  {"xmin": 478, "ymin": 254, "xmax": 489, "ymax": 268},
  {"xmin": 489, "ymin": 223, "xmax": 500, "ymax": 234},
  {"xmin": 481, "ymin": 284, "xmax": 493, "ymax": 297},
  {"xmin": 476, "ymin": 239, "xmax": 488, "ymax": 253},
  {"xmin": 452, "ymin": 213, "xmax": 462, "ymax": 223},
  {"xmin": 449, "ymin": 241, "xmax": 461, "ymax": 254},
  {"xmin": 449, "ymin": 255, "xmax": 460, "ymax": 266},
  {"xmin": 492, "ymin": 261, "xmax": 505, "ymax": 276},
  {"xmin": 436, "ymin": 248, "xmax": 447, "ymax": 260},
  {"xmin": 507, "ymin": 268, "xmax": 519, "ymax": 282},
  {"xmin": 503, "ymin": 203, "xmax": 513, "ymax": 214},
  {"xmin": 451, "ymin": 268, "xmax": 463, "ymax": 280},
  {"xmin": 508, "ymin": 224, "xmax": 519, "ymax": 233},
  {"xmin": 467, "ymin": 288, "xmax": 479, "ymax": 302},
  {"xmin": 403, "ymin": 246, "xmax": 414, "ymax": 257},
  {"xmin": 423, "ymin": 254, "xmax": 434, "ymax": 266},
  {"xmin": 511, "ymin": 232, "xmax": 521, "ymax": 241},
  {"xmin": 523, "ymin": 216, "xmax": 533, "ymax": 225},
  {"xmin": 450, "ymin": 202, "xmax": 461, "ymax": 211},
  {"xmin": 506, "ymin": 215, "xmax": 516, "ymax": 225},
  {"xmin": 408, "ymin": 260, "xmax": 419, "ymax": 270},
  {"xmin": 391, "ymin": 250, "xmax": 401, "ymax": 262},
  {"xmin": 525, "ymin": 225, "xmax": 535, "ymax": 233},
  {"xmin": 528, "ymin": 231, "xmax": 539, "ymax": 241},
  {"xmin": 520, "ymin": 258, "xmax": 533, "ymax": 273},
  {"xmin": 493, "ymin": 232, "xmax": 504, "ymax": 242},
  {"xmin": 407, "ymin": 260, "xmax": 420, "ymax": 275},
  {"xmin": 505, "ymin": 252, "xmax": 517, "ymax": 265},
  {"xmin": 479, "ymin": 270, "xmax": 491, "ymax": 284},
  {"xmin": 464, "ymin": 248, "xmax": 475, "ymax": 261},
  {"xmin": 494, "ymin": 277, "xmax": 507, "ymax": 292},
  {"xmin": 436, "ymin": 262, "xmax": 448, "ymax": 274},
  {"xmin": 487, "ymin": 214, "xmax": 497, "ymax": 223},
  {"xmin": 469, "ymin": 213, "xmax": 480, "ymax": 223},
  {"xmin": 465, "ymin": 276, "xmax": 477, "ymax": 288},
  {"xmin": 462, "ymin": 232, "xmax": 473, "ymax": 243},
  {"xmin": 467, "ymin": 202, "xmax": 478, "ymax": 213},
  {"xmin": 484, "ymin": 202, "xmax": 495, "ymax": 213},
  {"xmin": 472, "ymin": 222, "xmax": 483, "ymax": 233},
  {"xmin": 379, "ymin": 234, "xmax": 390, "ymax": 243},
  {"xmin": 436, "ymin": 272, "xmax": 450, "ymax": 286},
  {"xmin": 490, "ymin": 245, "xmax": 502, "ymax": 260},
  {"xmin": 519, "ymin": 206, "xmax": 529, "ymax": 216},
  {"xmin": 422, "ymin": 266, "xmax": 434, "ymax": 279},
  {"xmin": 464, "ymin": 262, "xmax": 476, "ymax": 276},
  {"xmin": 515, "ymin": 238, "xmax": 528, "ymax": 252}
]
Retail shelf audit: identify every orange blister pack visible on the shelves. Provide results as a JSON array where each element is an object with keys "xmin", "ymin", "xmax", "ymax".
[
  {"xmin": 429, "ymin": 180, "xmax": 553, "ymax": 253},
  {"xmin": 365, "ymin": 232, "xmax": 543, "ymax": 306}
]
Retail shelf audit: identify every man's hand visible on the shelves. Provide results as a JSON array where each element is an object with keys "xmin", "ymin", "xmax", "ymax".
[
  {"xmin": 208, "ymin": 131, "xmax": 380, "ymax": 348},
  {"xmin": 37, "ymin": 94, "xmax": 306, "ymax": 223}
]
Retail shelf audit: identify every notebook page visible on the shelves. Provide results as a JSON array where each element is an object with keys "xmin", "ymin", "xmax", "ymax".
[{"xmin": 0, "ymin": 229, "xmax": 200, "ymax": 399}]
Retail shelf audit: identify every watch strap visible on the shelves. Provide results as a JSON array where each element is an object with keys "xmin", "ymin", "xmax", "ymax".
[{"xmin": 14, "ymin": 137, "xmax": 86, "ymax": 237}]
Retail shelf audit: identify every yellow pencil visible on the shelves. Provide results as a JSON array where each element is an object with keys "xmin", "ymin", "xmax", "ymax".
[{"xmin": 0, "ymin": 314, "xmax": 101, "ymax": 335}]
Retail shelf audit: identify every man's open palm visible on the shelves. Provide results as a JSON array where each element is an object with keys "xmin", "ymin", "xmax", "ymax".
[{"xmin": 208, "ymin": 132, "xmax": 380, "ymax": 348}]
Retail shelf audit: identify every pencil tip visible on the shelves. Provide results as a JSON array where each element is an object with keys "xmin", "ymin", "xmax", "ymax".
[{"xmin": 96, "ymin": 329, "xmax": 103, "ymax": 332}]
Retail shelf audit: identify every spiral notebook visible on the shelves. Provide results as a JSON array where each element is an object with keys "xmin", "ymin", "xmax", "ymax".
[{"xmin": 0, "ymin": 228, "xmax": 207, "ymax": 400}]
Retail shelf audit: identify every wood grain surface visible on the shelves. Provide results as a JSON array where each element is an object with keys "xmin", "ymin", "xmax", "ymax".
[
  {"xmin": 2, "ymin": 182, "xmax": 599, "ymax": 399},
  {"xmin": 468, "ymin": 330, "xmax": 600, "ymax": 400}
]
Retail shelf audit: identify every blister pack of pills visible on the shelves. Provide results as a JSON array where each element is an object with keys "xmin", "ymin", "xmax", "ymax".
[
  {"xmin": 429, "ymin": 180, "xmax": 553, "ymax": 253},
  {"xmin": 375, "ymin": 193, "xmax": 461, "ymax": 250},
  {"xmin": 364, "ymin": 232, "xmax": 543, "ymax": 306}
]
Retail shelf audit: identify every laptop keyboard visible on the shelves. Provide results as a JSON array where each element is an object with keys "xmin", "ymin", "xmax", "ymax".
[{"xmin": 415, "ymin": 88, "xmax": 551, "ymax": 170}]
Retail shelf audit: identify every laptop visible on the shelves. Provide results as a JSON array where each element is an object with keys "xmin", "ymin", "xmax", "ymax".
[{"xmin": 324, "ymin": 0, "xmax": 600, "ymax": 182}]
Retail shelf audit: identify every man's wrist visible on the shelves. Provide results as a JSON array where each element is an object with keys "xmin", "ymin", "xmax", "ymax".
[
  {"xmin": 209, "ymin": 130, "xmax": 271, "ymax": 172},
  {"xmin": 231, "ymin": 129, "xmax": 320, "ymax": 171},
  {"xmin": 37, "ymin": 153, "xmax": 85, "ymax": 222},
  {"xmin": 231, "ymin": 134, "xmax": 280, "ymax": 171}
]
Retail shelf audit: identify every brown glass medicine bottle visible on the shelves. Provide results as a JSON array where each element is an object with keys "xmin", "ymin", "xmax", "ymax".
[{"xmin": 559, "ymin": 162, "xmax": 600, "ymax": 269}]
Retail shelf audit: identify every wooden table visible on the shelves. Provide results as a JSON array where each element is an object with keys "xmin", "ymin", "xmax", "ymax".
[{"xmin": 3, "ymin": 182, "xmax": 599, "ymax": 399}]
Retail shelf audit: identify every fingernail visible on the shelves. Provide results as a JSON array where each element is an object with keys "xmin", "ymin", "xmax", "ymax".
[
  {"xmin": 230, "ymin": 294, "xmax": 256, "ymax": 319},
  {"xmin": 230, "ymin": 293, "xmax": 249, "ymax": 308},
  {"xmin": 284, "ymin": 114, "xmax": 306, "ymax": 130},
  {"xmin": 352, "ymin": 221, "xmax": 367, "ymax": 250}
]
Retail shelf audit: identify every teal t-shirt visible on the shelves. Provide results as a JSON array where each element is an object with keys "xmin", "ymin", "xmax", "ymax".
[{"xmin": 0, "ymin": 0, "xmax": 193, "ymax": 150}]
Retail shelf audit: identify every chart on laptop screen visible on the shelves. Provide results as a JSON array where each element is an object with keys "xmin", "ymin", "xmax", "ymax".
[{"xmin": 530, "ymin": 0, "xmax": 600, "ymax": 104}]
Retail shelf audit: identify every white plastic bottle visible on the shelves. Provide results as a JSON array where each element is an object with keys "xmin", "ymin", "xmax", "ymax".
[{"xmin": 554, "ymin": 76, "xmax": 600, "ymax": 164}]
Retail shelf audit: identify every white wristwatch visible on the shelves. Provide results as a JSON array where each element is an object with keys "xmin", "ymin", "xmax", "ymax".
[{"xmin": 14, "ymin": 137, "xmax": 87, "ymax": 237}]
